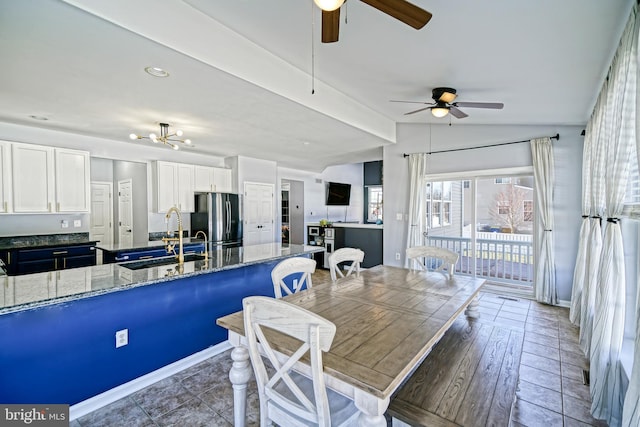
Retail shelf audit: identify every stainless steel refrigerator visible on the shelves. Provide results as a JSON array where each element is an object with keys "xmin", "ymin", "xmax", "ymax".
[{"xmin": 191, "ymin": 193, "xmax": 243, "ymax": 247}]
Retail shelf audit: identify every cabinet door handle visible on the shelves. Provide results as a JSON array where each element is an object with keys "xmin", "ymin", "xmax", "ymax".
[
  {"xmin": 63, "ymin": 258, "xmax": 66, "ymax": 269},
  {"xmin": 48, "ymin": 202, "xmax": 52, "ymax": 212},
  {"xmin": 7, "ymin": 252, "xmax": 10, "ymax": 265},
  {"xmin": 57, "ymin": 202, "xmax": 60, "ymax": 212},
  {"xmin": 139, "ymin": 256, "xmax": 154, "ymax": 260},
  {"xmin": 54, "ymin": 258, "xmax": 58, "ymax": 270},
  {"xmin": 3, "ymin": 201, "xmax": 6, "ymax": 212},
  {"xmin": 52, "ymin": 251, "xmax": 68, "ymax": 255}
]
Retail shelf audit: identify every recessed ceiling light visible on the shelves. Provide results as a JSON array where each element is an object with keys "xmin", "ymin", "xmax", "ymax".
[
  {"xmin": 144, "ymin": 67, "xmax": 169, "ymax": 78},
  {"xmin": 29, "ymin": 115, "xmax": 48, "ymax": 120},
  {"xmin": 303, "ymin": 141, "xmax": 310, "ymax": 145}
]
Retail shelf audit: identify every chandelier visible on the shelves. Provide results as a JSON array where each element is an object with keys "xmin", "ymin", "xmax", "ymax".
[{"xmin": 129, "ymin": 123, "xmax": 192, "ymax": 150}]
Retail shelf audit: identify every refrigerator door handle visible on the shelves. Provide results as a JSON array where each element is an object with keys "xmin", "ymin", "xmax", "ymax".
[{"xmin": 226, "ymin": 200, "xmax": 231, "ymax": 236}]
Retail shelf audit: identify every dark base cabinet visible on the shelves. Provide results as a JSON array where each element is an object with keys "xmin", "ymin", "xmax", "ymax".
[
  {"xmin": 2, "ymin": 244, "xmax": 97, "ymax": 276},
  {"xmin": 101, "ymin": 243, "xmax": 206, "ymax": 264},
  {"xmin": 332, "ymin": 226, "xmax": 383, "ymax": 269}
]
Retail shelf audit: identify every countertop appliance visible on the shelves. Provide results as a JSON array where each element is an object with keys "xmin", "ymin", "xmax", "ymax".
[{"xmin": 191, "ymin": 192, "xmax": 243, "ymax": 247}]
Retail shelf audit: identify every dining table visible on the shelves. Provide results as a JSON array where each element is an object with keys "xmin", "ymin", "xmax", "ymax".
[{"xmin": 216, "ymin": 264, "xmax": 485, "ymax": 426}]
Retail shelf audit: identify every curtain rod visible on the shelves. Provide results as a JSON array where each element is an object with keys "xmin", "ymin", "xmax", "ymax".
[{"xmin": 402, "ymin": 133, "xmax": 560, "ymax": 157}]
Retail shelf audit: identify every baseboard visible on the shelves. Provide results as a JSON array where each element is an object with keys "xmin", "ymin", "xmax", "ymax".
[{"xmin": 69, "ymin": 341, "xmax": 232, "ymax": 420}]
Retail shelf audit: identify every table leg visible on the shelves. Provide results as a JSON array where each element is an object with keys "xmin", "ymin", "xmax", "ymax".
[
  {"xmin": 465, "ymin": 295, "xmax": 481, "ymax": 318},
  {"xmin": 354, "ymin": 390, "xmax": 389, "ymax": 427},
  {"xmin": 229, "ymin": 345, "xmax": 251, "ymax": 427}
]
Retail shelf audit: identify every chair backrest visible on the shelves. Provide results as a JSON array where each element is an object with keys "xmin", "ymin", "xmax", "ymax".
[
  {"xmin": 328, "ymin": 247, "xmax": 365, "ymax": 281},
  {"xmin": 271, "ymin": 257, "xmax": 316, "ymax": 299},
  {"xmin": 243, "ymin": 296, "xmax": 337, "ymax": 427},
  {"xmin": 406, "ymin": 246, "xmax": 459, "ymax": 279}
]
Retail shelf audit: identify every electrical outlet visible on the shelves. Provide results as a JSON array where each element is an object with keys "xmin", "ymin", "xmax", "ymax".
[
  {"xmin": 73, "ymin": 219, "xmax": 81, "ymax": 227},
  {"xmin": 396, "ymin": 213, "xmax": 403, "ymax": 221},
  {"xmin": 395, "ymin": 252, "xmax": 400, "ymax": 260},
  {"xmin": 61, "ymin": 220, "xmax": 69, "ymax": 229},
  {"xmin": 115, "ymin": 329, "xmax": 128, "ymax": 348}
]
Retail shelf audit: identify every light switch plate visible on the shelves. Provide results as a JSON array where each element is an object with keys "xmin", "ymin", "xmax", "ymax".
[
  {"xmin": 61, "ymin": 220, "xmax": 69, "ymax": 228},
  {"xmin": 396, "ymin": 213, "xmax": 403, "ymax": 221}
]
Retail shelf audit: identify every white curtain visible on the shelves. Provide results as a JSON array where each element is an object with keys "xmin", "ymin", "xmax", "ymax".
[
  {"xmin": 405, "ymin": 153, "xmax": 428, "ymax": 265},
  {"xmin": 579, "ymin": 85, "xmax": 608, "ymax": 357},
  {"xmin": 590, "ymin": 6, "xmax": 637, "ymax": 426},
  {"xmin": 530, "ymin": 137, "xmax": 556, "ymax": 305},
  {"xmin": 622, "ymin": 7, "xmax": 640, "ymax": 425}
]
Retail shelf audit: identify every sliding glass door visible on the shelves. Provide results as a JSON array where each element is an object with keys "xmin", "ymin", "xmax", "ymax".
[{"xmin": 425, "ymin": 169, "xmax": 534, "ymax": 291}]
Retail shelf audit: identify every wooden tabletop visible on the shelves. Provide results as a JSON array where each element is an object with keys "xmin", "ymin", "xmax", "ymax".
[{"xmin": 216, "ymin": 265, "xmax": 485, "ymax": 400}]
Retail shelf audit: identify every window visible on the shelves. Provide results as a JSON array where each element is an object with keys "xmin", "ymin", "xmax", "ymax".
[
  {"xmin": 425, "ymin": 181, "xmax": 454, "ymax": 229},
  {"xmin": 367, "ymin": 186, "xmax": 383, "ymax": 222},
  {"xmin": 495, "ymin": 177, "xmax": 512, "ymax": 184},
  {"xmin": 523, "ymin": 200, "xmax": 533, "ymax": 221},
  {"xmin": 498, "ymin": 201, "xmax": 510, "ymax": 215}
]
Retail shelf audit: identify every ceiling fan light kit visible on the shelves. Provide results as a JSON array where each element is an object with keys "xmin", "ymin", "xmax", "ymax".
[
  {"xmin": 314, "ymin": 0, "xmax": 345, "ymax": 11},
  {"xmin": 393, "ymin": 87, "xmax": 504, "ymax": 119},
  {"xmin": 129, "ymin": 123, "xmax": 192, "ymax": 150}
]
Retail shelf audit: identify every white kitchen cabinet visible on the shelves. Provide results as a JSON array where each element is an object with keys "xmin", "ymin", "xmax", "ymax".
[
  {"xmin": 0, "ymin": 141, "xmax": 12, "ymax": 213},
  {"xmin": 154, "ymin": 161, "xmax": 195, "ymax": 213},
  {"xmin": 55, "ymin": 148, "xmax": 91, "ymax": 212},
  {"xmin": 213, "ymin": 167, "xmax": 232, "ymax": 193},
  {"xmin": 11, "ymin": 142, "xmax": 89, "ymax": 213},
  {"xmin": 194, "ymin": 165, "xmax": 214, "ymax": 192},
  {"xmin": 194, "ymin": 165, "xmax": 232, "ymax": 193},
  {"xmin": 177, "ymin": 163, "xmax": 195, "ymax": 212},
  {"xmin": 11, "ymin": 143, "xmax": 55, "ymax": 213}
]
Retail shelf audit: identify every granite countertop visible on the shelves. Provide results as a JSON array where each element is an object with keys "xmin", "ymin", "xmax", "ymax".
[
  {"xmin": 95, "ymin": 238, "xmax": 206, "ymax": 253},
  {"xmin": 0, "ymin": 243, "xmax": 323, "ymax": 315},
  {"xmin": 0, "ymin": 233, "xmax": 98, "ymax": 251}
]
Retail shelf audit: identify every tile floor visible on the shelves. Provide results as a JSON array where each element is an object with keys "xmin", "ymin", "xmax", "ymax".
[{"xmin": 72, "ymin": 285, "xmax": 607, "ymax": 427}]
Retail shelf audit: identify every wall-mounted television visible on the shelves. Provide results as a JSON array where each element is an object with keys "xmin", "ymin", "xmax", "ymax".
[{"xmin": 326, "ymin": 182, "xmax": 351, "ymax": 206}]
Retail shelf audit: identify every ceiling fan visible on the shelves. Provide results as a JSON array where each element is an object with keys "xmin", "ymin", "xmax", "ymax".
[
  {"xmin": 315, "ymin": 0, "xmax": 432, "ymax": 43},
  {"xmin": 391, "ymin": 87, "xmax": 505, "ymax": 118}
]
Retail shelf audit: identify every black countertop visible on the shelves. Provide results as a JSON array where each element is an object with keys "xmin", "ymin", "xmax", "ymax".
[{"xmin": 0, "ymin": 233, "xmax": 98, "ymax": 251}]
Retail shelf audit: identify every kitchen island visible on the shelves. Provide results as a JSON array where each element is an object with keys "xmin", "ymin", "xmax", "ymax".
[{"xmin": 0, "ymin": 243, "xmax": 322, "ymax": 406}]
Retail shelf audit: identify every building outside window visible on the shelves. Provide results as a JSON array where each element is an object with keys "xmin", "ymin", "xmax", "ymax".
[
  {"xmin": 523, "ymin": 200, "xmax": 533, "ymax": 222},
  {"xmin": 367, "ymin": 186, "xmax": 383, "ymax": 222}
]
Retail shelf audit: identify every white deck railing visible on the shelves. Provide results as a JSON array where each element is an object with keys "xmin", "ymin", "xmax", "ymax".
[{"xmin": 425, "ymin": 235, "xmax": 533, "ymax": 286}]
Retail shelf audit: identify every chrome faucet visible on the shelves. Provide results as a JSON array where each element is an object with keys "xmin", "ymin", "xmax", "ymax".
[{"xmin": 163, "ymin": 206, "xmax": 184, "ymax": 265}]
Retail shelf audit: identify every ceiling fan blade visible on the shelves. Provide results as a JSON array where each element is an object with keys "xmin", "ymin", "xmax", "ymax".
[
  {"xmin": 359, "ymin": 0, "xmax": 432, "ymax": 29},
  {"xmin": 404, "ymin": 106, "xmax": 432, "ymax": 115},
  {"xmin": 390, "ymin": 100, "xmax": 433, "ymax": 105},
  {"xmin": 454, "ymin": 102, "xmax": 504, "ymax": 109},
  {"xmin": 322, "ymin": 9, "xmax": 340, "ymax": 43},
  {"xmin": 449, "ymin": 107, "xmax": 468, "ymax": 119}
]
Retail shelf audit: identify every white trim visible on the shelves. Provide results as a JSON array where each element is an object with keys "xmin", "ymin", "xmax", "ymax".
[
  {"xmin": 557, "ymin": 299, "xmax": 571, "ymax": 308},
  {"xmin": 69, "ymin": 341, "xmax": 232, "ymax": 420}
]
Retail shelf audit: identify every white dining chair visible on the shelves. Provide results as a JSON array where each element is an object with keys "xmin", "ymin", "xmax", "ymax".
[
  {"xmin": 406, "ymin": 246, "xmax": 459, "ymax": 279},
  {"xmin": 243, "ymin": 296, "xmax": 360, "ymax": 427},
  {"xmin": 328, "ymin": 248, "xmax": 365, "ymax": 281},
  {"xmin": 271, "ymin": 257, "xmax": 316, "ymax": 299}
]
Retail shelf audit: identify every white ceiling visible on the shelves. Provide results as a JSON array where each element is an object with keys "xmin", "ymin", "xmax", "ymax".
[{"xmin": 0, "ymin": 0, "xmax": 633, "ymax": 172}]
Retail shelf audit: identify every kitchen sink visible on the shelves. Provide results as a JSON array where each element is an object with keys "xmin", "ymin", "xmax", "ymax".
[{"xmin": 119, "ymin": 254, "xmax": 206, "ymax": 270}]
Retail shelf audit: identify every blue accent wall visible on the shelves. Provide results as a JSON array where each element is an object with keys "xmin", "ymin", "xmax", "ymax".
[{"xmin": 0, "ymin": 258, "xmax": 309, "ymax": 405}]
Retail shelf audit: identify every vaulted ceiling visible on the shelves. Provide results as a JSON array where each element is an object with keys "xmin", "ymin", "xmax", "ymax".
[{"xmin": 0, "ymin": 0, "xmax": 633, "ymax": 171}]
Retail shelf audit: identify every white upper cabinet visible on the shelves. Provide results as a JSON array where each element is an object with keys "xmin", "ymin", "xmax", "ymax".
[
  {"xmin": 11, "ymin": 142, "xmax": 90, "ymax": 213},
  {"xmin": 154, "ymin": 161, "xmax": 195, "ymax": 213},
  {"xmin": 12, "ymin": 143, "xmax": 55, "ymax": 213},
  {"xmin": 0, "ymin": 141, "xmax": 12, "ymax": 213},
  {"xmin": 177, "ymin": 163, "xmax": 195, "ymax": 213},
  {"xmin": 55, "ymin": 148, "xmax": 91, "ymax": 212},
  {"xmin": 213, "ymin": 167, "xmax": 232, "ymax": 193},
  {"xmin": 194, "ymin": 165, "xmax": 214, "ymax": 192},
  {"xmin": 194, "ymin": 165, "xmax": 232, "ymax": 193}
]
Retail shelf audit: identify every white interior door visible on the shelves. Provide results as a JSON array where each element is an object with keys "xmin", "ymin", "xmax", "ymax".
[
  {"xmin": 244, "ymin": 182, "xmax": 274, "ymax": 246},
  {"xmin": 90, "ymin": 181, "xmax": 113, "ymax": 246},
  {"xmin": 118, "ymin": 179, "xmax": 134, "ymax": 246}
]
